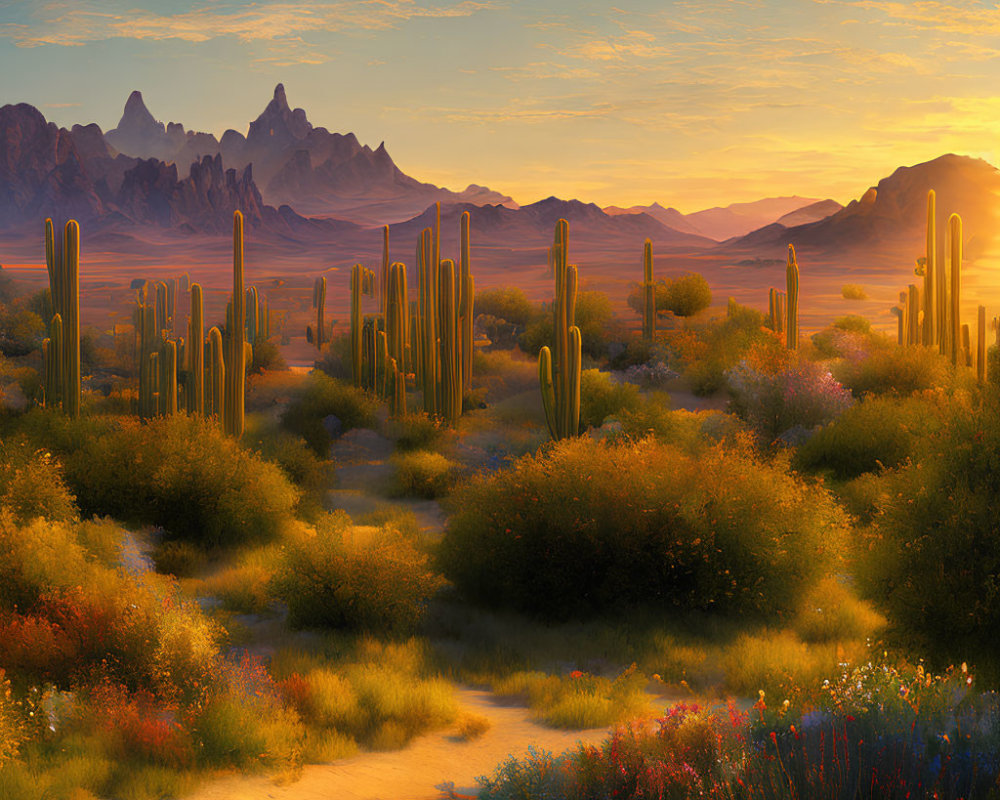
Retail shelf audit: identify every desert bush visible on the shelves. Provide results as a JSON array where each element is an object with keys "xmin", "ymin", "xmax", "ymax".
[
  {"xmin": 0, "ymin": 437, "xmax": 76, "ymax": 522},
  {"xmin": 518, "ymin": 290, "xmax": 616, "ymax": 360},
  {"xmin": 0, "ymin": 304, "xmax": 44, "ymax": 357},
  {"xmin": 792, "ymin": 577, "xmax": 885, "ymax": 644},
  {"xmin": 314, "ymin": 330, "xmax": 354, "ymax": 381},
  {"xmin": 194, "ymin": 693, "xmax": 302, "ymax": 769},
  {"xmin": 475, "ymin": 287, "xmax": 538, "ymax": 329},
  {"xmin": 471, "ymin": 348, "xmax": 539, "ymax": 402},
  {"xmin": 627, "ymin": 273, "xmax": 713, "ymax": 319},
  {"xmin": 440, "ymin": 436, "xmax": 847, "ymax": 620},
  {"xmin": 389, "ymin": 451, "xmax": 459, "ymax": 499},
  {"xmin": 857, "ymin": 396, "xmax": 1000, "ymax": 659},
  {"xmin": 384, "ymin": 411, "xmax": 444, "ymax": 451},
  {"xmin": 9, "ymin": 411, "xmax": 298, "ymax": 547},
  {"xmin": 281, "ymin": 371, "xmax": 377, "ymax": 456},
  {"xmin": 668, "ymin": 304, "xmax": 784, "ymax": 395},
  {"xmin": 810, "ymin": 315, "xmax": 880, "ymax": 358},
  {"xmin": 841, "ymin": 284, "xmax": 868, "ymax": 300},
  {"xmin": 250, "ymin": 426, "xmax": 330, "ymax": 519},
  {"xmin": 726, "ymin": 358, "xmax": 854, "ymax": 440},
  {"xmin": 249, "ymin": 337, "xmax": 287, "ymax": 373},
  {"xmin": 579, "ymin": 369, "xmax": 643, "ymax": 431},
  {"xmin": 793, "ymin": 394, "xmax": 945, "ymax": 480},
  {"xmin": 272, "ymin": 514, "xmax": 446, "ymax": 634},
  {"xmin": 834, "ymin": 342, "xmax": 952, "ymax": 397}
]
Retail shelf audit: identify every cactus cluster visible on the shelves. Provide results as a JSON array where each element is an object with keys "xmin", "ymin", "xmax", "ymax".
[
  {"xmin": 345, "ymin": 205, "xmax": 474, "ymax": 423},
  {"xmin": 42, "ymin": 219, "xmax": 81, "ymax": 415},
  {"xmin": 538, "ymin": 218, "xmax": 581, "ymax": 440},
  {"xmin": 897, "ymin": 191, "xmax": 987, "ymax": 380}
]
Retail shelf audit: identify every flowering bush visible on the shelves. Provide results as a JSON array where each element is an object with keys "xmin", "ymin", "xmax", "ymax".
[
  {"xmin": 726, "ymin": 359, "xmax": 854, "ymax": 440},
  {"xmin": 623, "ymin": 360, "xmax": 679, "ymax": 389}
]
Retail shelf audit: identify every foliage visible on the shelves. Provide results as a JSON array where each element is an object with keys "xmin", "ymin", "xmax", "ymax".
[
  {"xmin": 518, "ymin": 290, "xmax": 617, "ymax": 360},
  {"xmin": 857, "ymin": 396, "xmax": 1000, "ymax": 660},
  {"xmin": 0, "ymin": 303, "xmax": 44, "ymax": 357},
  {"xmin": 834, "ymin": 342, "xmax": 952, "ymax": 397},
  {"xmin": 440, "ymin": 436, "xmax": 847, "ymax": 620},
  {"xmin": 627, "ymin": 273, "xmax": 713, "ymax": 319},
  {"xmin": 280, "ymin": 371, "xmax": 378, "ymax": 456},
  {"xmin": 666, "ymin": 304, "xmax": 784, "ymax": 395},
  {"xmin": 389, "ymin": 450, "xmax": 459, "ymax": 499},
  {"xmin": 0, "ymin": 437, "xmax": 77, "ymax": 523},
  {"xmin": 10, "ymin": 411, "xmax": 298, "ymax": 547},
  {"xmin": 248, "ymin": 337, "xmax": 287, "ymax": 373},
  {"xmin": 272, "ymin": 514, "xmax": 447, "ymax": 634},
  {"xmin": 726, "ymin": 358, "xmax": 854, "ymax": 440},
  {"xmin": 579, "ymin": 369, "xmax": 643, "ymax": 431},
  {"xmin": 384, "ymin": 411, "xmax": 445, "ymax": 452},
  {"xmin": 475, "ymin": 287, "xmax": 538, "ymax": 328},
  {"xmin": 841, "ymin": 284, "xmax": 868, "ymax": 300},
  {"xmin": 793, "ymin": 393, "xmax": 947, "ymax": 480},
  {"xmin": 810, "ymin": 315, "xmax": 879, "ymax": 358}
]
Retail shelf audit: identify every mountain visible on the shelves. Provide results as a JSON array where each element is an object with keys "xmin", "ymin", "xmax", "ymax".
[
  {"xmin": 103, "ymin": 84, "xmax": 513, "ymax": 224},
  {"xmin": 774, "ymin": 199, "xmax": 842, "ymax": 227},
  {"xmin": 725, "ymin": 155, "xmax": 1000, "ymax": 259},
  {"xmin": 0, "ymin": 102, "xmax": 354, "ymax": 237},
  {"xmin": 603, "ymin": 202, "xmax": 703, "ymax": 236},
  {"xmin": 603, "ymin": 197, "xmax": 831, "ymax": 241},
  {"xmin": 387, "ymin": 197, "xmax": 715, "ymax": 260},
  {"xmin": 685, "ymin": 196, "xmax": 826, "ymax": 241}
]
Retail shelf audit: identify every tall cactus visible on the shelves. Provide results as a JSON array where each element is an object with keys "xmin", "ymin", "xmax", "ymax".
[
  {"xmin": 386, "ymin": 261, "xmax": 409, "ymax": 375},
  {"xmin": 439, "ymin": 258, "xmax": 462, "ymax": 422},
  {"xmin": 539, "ymin": 218, "xmax": 581, "ymax": 439},
  {"xmin": 351, "ymin": 264, "xmax": 376, "ymax": 387},
  {"xmin": 418, "ymin": 229, "xmax": 439, "ymax": 412},
  {"xmin": 45, "ymin": 219, "xmax": 81, "ymax": 416},
  {"xmin": 188, "ymin": 283, "xmax": 204, "ymax": 414},
  {"xmin": 380, "ymin": 224, "xmax": 390, "ymax": 318},
  {"xmin": 924, "ymin": 190, "xmax": 936, "ymax": 346},
  {"xmin": 907, "ymin": 284, "xmax": 920, "ymax": 346},
  {"xmin": 161, "ymin": 339, "xmax": 178, "ymax": 415},
  {"xmin": 208, "ymin": 326, "xmax": 225, "ymax": 419},
  {"xmin": 642, "ymin": 239, "xmax": 655, "ymax": 341},
  {"xmin": 978, "ymin": 305, "xmax": 987, "ymax": 383},
  {"xmin": 47, "ymin": 313, "xmax": 63, "ymax": 408},
  {"xmin": 459, "ymin": 211, "xmax": 474, "ymax": 396},
  {"xmin": 949, "ymin": 213, "xmax": 962, "ymax": 366},
  {"xmin": 389, "ymin": 357, "xmax": 406, "ymax": 417},
  {"xmin": 225, "ymin": 210, "xmax": 246, "ymax": 437},
  {"xmin": 786, "ymin": 244, "xmax": 799, "ymax": 350},
  {"xmin": 309, "ymin": 276, "xmax": 327, "ymax": 349}
]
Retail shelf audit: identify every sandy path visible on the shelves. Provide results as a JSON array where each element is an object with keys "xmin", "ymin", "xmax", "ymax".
[{"xmin": 187, "ymin": 687, "xmax": 627, "ymax": 800}]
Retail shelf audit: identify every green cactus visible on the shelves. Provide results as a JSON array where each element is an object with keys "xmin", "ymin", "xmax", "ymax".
[
  {"xmin": 44, "ymin": 220, "xmax": 80, "ymax": 416},
  {"xmin": 310, "ymin": 276, "xmax": 327, "ymax": 349},
  {"xmin": 924, "ymin": 190, "xmax": 936, "ymax": 347},
  {"xmin": 786, "ymin": 244, "xmax": 799, "ymax": 350},
  {"xmin": 907, "ymin": 284, "xmax": 920, "ymax": 346},
  {"xmin": 538, "ymin": 218, "xmax": 581, "ymax": 439},
  {"xmin": 949, "ymin": 213, "xmax": 962, "ymax": 366},
  {"xmin": 418, "ymin": 228, "xmax": 439, "ymax": 412},
  {"xmin": 188, "ymin": 283, "xmax": 204, "ymax": 414},
  {"xmin": 161, "ymin": 339, "xmax": 178, "ymax": 415},
  {"xmin": 46, "ymin": 313, "xmax": 62, "ymax": 408},
  {"xmin": 389, "ymin": 357, "xmax": 406, "ymax": 416},
  {"xmin": 208, "ymin": 326, "xmax": 225, "ymax": 418},
  {"xmin": 351, "ymin": 264, "xmax": 376, "ymax": 387},
  {"xmin": 439, "ymin": 259, "xmax": 461, "ymax": 422},
  {"xmin": 225, "ymin": 210, "xmax": 246, "ymax": 438},
  {"xmin": 386, "ymin": 261, "xmax": 409, "ymax": 375},
  {"xmin": 459, "ymin": 211, "xmax": 474, "ymax": 397},
  {"xmin": 380, "ymin": 224, "xmax": 389, "ymax": 318},
  {"xmin": 642, "ymin": 239, "xmax": 655, "ymax": 341}
]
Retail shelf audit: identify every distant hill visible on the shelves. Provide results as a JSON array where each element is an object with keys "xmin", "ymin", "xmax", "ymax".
[
  {"xmin": 104, "ymin": 84, "xmax": 514, "ymax": 224},
  {"xmin": 724, "ymin": 155, "xmax": 1000, "ymax": 259},
  {"xmin": 775, "ymin": 199, "xmax": 842, "ymax": 227}
]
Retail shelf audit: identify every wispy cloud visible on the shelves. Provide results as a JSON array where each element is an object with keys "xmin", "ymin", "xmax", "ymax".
[
  {"xmin": 835, "ymin": 0, "xmax": 1000, "ymax": 36},
  {"xmin": 0, "ymin": 0, "xmax": 497, "ymax": 48}
]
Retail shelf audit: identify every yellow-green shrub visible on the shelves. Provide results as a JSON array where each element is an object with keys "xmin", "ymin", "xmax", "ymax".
[{"xmin": 389, "ymin": 451, "xmax": 459, "ymax": 498}]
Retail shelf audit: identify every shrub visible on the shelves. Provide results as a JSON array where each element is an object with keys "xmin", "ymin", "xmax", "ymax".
[
  {"xmin": 810, "ymin": 315, "xmax": 879, "ymax": 358},
  {"xmin": 841, "ymin": 284, "xmax": 868, "ymax": 300},
  {"xmin": 384, "ymin": 412, "xmax": 444, "ymax": 452},
  {"xmin": 857, "ymin": 397, "xmax": 1000, "ymax": 659},
  {"xmin": 793, "ymin": 394, "xmax": 945, "ymax": 480},
  {"xmin": 0, "ymin": 437, "xmax": 76, "ymax": 522},
  {"xmin": 726, "ymin": 359, "xmax": 854, "ymax": 440},
  {"xmin": 389, "ymin": 451, "xmax": 459, "ymax": 499},
  {"xmin": 281, "ymin": 372, "xmax": 378, "ymax": 456},
  {"xmin": 475, "ymin": 287, "xmax": 537, "ymax": 328},
  {"xmin": 579, "ymin": 369, "xmax": 643, "ymax": 431},
  {"xmin": 194, "ymin": 694, "xmax": 303, "ymax": 769},
  {"xmin": 834, "ymin": 343, "xmax": 952, "ymax": 397},
  {"xmin": 792, "ymin": 577, "xmax": 886, "ymax": 643},
  {"xmin": 272, "ymin": 515, "xmax": 447, "ymax": 634},
  {"xmin": 627, "ymin": 273, "xmax": 712, "ymax": 319},
  {"xmin": 249, "ymin": 338, "xmax": 287, "ymax": 373},
  {"xmin": 519, "ymin": 291, "xmax": 616, "ymax": 360},
  {"xmin": 440, "ymin": 437, "xmax": 847, "ymax": 620}
]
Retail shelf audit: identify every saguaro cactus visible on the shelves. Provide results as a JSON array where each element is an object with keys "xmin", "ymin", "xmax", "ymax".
[
  {"xmin": 225, "ymin": 210, "xmax": 246, "ymax": 437},
  {"xmin": 439, "ymin": 259, "xmax": 462, "ymax": 422},
  {"xmin": 351, "ymin": 264, "xmax": 376, "ymax": 387},
  {"xmin": 459, "ymin": 211, "xmax": 474, "ymax": 396},
  {"xmin": 949, "ymin": 213, "xmax": 962, "ymax": 366},
  {"xmin": 45, "ymin": 219, "xmax": 81, "ymax": 417},
  {"xmin": 786, "ymin": 244, "xmax": 799, "ymax": 350},
  {"xmin": 538, "ymin": 218, "xmax": 581, "ymax": 440},
  {"xmin": 208, "ymin": 326, "xmax": 225, "ymax": 418},
  {"xmin": 309, "ymin": 276, "xmax": 327, "ymax": 349},
  {"xmin": 161, "ymin": 339, "xmax": 178, "ymax": 415},
  {"xmin": 188, "ymin": 283, "xmax": 204, "ymax": 414},
  {"xmin": 924, "ymin": 190, "xmax": 936, "ymax": 346},
  {"xmin": 978, "ymin": 305, "xmax": 987, "ymax": 383},
  {"xmin": 642, "ymin": 239, "xmax": 655, "ymax": 341},
  {"xmin": 907, "ymin": 285, "xmax": 920, "ymax": 346}
]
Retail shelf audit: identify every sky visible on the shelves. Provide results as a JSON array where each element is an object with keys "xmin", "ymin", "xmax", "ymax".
[{"xmin": 2, "ymin": 0, "xmax": 1000, "ymax": 211}]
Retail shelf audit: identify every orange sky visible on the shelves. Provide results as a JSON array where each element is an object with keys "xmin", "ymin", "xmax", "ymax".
[{"xmin": 3, "ymin": 0, "xmax": 1000, "ymax": 209}]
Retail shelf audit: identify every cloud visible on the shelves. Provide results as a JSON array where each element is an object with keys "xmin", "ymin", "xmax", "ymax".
[
  {"xmin": 1, "ymin": 0, "xmax": 497, "ymax": 48},
  {"xmin": 834, "ymin": 1, "xmax": 1000, "ymax": 36}
]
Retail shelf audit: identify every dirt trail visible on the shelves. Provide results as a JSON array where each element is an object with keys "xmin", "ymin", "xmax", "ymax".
[{"xmin": 188, "ymin": 687, "xmax": 635, "ymax": 800}]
